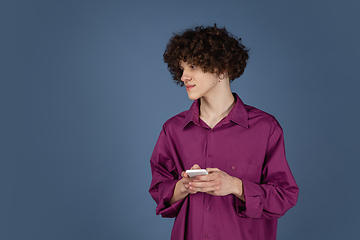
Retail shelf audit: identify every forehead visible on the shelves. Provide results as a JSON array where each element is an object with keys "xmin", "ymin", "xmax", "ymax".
[
  {"xmin": 179, "ymin": 61, "xmax": 186, "ymax": 68},
  {"xmin": 179, "ymin": 61, "xmax": 192, "ymax": 68}
]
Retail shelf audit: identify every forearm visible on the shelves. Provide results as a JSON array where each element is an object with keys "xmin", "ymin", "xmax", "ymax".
[
  {"xmin": 170, "ymin": 179, "xmax": 189, "ymax": 205},
  {"xmin": 232, "ymin": 177, "xmax": 245, "ymax": 202}
]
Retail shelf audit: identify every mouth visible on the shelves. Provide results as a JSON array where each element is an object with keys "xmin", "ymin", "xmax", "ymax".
[{"xmin": 185, "ymin": 85, "xmax": 195, "ymax": 91}]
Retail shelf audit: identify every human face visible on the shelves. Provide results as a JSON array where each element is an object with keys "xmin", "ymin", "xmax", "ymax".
[{"xmin": 180, "ymin": 61, "xmax": 220, "ymax": 100}]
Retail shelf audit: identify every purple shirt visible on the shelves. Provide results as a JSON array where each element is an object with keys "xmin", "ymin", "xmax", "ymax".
[{"xmin": 149, "ymin": 93, "xmax": 299, "ymax": 240}]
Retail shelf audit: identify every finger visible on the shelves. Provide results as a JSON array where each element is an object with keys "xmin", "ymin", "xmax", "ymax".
[
  {"xmin": 182, "ymin": 181, "xmax": 197, "ymax": 194},
  {"xmin": 191, "ymin": 164, "xmax": 201, "ymax": 170},
  {"xmin": 182, "ymin": 178, "xmax": 190, "ymax": 184},
  {"xmin": 189, "ymin": 181, "xmax": 217, "ymax": 189},
  {"xmin": 195, "ymin": 172, "xmax": 219, "ymax": 181},
  {"xmin": 194, "ymin": 174, "xmax": 211, "ymax": 182},
  {"xmin": 206, "ymin": 167, "xmax": 220, "ymax": 173},
  {"xmin": 185, "ymin": 182, "xmax": 198, "ymax": 194},
  {"xmin": 204, "ymin": 190, "xmax": 218, "ymax": 196},
  {"xmin": 190, "ymin": 185, "xmax": 216, "ymax": 193}
]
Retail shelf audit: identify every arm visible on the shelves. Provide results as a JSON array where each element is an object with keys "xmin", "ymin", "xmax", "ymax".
[
  {"xmin": 188, "ymin": 168, "xmax": 245, "ymax": 201},
  {"xmin": 149, "ymin": 126, "xmax": 183, "ymax": 218},
  {"xmin": 188, "ymin": 125, "xmax": 298, "ymax": 219},
  {"xmin": 170, "ymin": 164, "xmax": 204, "ymax": 204},
  {"xmin": 169, "ymin": 179, "xmax": 189, "ymax": 205},
  {"xmin": 232, "ymin": 177, "xmax": 246, "ymax": 202},
  {"xmin": 236, "ymin": 126, "xmax": 299, "ymax": 219}
]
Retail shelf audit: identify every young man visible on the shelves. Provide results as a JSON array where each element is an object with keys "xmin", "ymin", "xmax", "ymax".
[{"xmin": 149, "ymin": 25, "xmax": 299, "ymax": 240}]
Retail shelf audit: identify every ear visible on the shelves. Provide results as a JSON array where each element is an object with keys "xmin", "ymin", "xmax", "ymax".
[{"xmin": 218, "ymin": 70, "xmax": 228, "ymax": 80}]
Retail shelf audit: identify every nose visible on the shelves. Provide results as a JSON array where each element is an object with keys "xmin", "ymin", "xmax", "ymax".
[{"xmin": 181, "ymin": 69, "xmax": 191, "ymax": 83}]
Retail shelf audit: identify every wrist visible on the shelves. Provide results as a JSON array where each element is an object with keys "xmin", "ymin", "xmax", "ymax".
[
  {"xmin": 170, "ymin": 179, "xmax": 189, "ymax": 205},
  {"xmin": 231, "ymin": 177, "xmax": 244, "ymax": 199},
  {"xmin": 178, "ymin": 178, "xmax": 189, "ymax": 194}
]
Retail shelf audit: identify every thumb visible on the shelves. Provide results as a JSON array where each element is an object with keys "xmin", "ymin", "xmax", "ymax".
[{"xmin": 191, "ymin": 164, "xmax": 201, "ymax": 170}]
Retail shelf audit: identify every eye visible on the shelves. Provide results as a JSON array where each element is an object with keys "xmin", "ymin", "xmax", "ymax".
[{"xmin": 190, "ymin": 65, "xmax": 197, "ymax": 69}]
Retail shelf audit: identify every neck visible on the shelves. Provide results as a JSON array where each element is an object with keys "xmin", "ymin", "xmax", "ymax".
[{"xmin": 199, "ymin": 88, "xmax": 235, "ymax": 122}]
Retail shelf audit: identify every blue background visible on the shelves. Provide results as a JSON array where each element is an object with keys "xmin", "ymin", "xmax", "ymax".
[{"xmin": 2, "ymin": 0, "xmax": 359, "ymax": 239}]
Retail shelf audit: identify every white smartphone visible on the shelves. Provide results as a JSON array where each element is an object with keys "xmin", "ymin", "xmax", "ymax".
[{"xmin": 186, "ymin": 169, "xmax": 208, "ymax": 178}]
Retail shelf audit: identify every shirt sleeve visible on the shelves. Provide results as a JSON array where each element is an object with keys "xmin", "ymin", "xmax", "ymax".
[
  {"xmin": 235, "ymin": 123, "xmax": 299, "ymax": 219},
  {"xmin": 149, "ymin": 124, "xmax": 185, "ymax": 218}
]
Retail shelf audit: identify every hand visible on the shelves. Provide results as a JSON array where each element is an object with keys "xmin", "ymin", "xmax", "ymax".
[
  {"xmin": 169, "ymin": 164, "xmax": 202, "ymax": 204},
  {"xmin": 180, "ymin": 164, "xmax": 201, "ymax": 194},
  {"xmin": 188, "ymin": 168, "xmax": 244, "ymax": 199}
]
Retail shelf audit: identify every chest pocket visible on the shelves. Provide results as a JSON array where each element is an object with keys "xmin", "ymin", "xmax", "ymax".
[{"xmin": 225, "ymin": 161, "xmax": 262, "ymax": 183}]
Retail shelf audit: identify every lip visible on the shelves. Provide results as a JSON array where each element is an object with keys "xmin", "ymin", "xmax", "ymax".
[{"xmin": 185, "ymin": 85, "xmax": 195, "ymax": 91}]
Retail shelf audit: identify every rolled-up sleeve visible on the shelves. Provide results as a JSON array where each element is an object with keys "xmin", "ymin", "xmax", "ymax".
[
  {"xmin": 149, "ymin": 125, "xmax": 184, "ymax": 218},
  {"xmin": 235, "ymin": 124, "xmax": 299, "ymax": 219}
]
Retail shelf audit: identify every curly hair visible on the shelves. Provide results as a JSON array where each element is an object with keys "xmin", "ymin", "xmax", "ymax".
[{"xmin": 163, "ymin": 24, "xmax": 249, "ymax": 86}]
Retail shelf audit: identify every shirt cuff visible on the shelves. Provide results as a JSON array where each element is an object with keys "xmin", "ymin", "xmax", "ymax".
[
  {"xmin": 235, "ymin": 179, "xmax": 264, "ymax": 218},
  {"xmin": 156, "ymin": 179, "xmax": 185, "ymax": 218}
]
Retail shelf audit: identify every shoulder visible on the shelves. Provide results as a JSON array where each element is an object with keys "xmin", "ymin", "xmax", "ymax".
[
  {"xmin": 162, "ymin": 110, "xmax": 188, "ymax": 132},
  {"xmin": 245, "ymin": 105, "xmax": 282, "ymax": 134}
]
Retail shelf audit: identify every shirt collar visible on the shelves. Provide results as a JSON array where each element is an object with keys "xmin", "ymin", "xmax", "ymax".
[
  {"xmin": 182, "ymin": 98, "xmax": 201, "ymax": 129},
  {"xmin": 182, "ymin": 93, "xmax": 249, "ymax": 129}
]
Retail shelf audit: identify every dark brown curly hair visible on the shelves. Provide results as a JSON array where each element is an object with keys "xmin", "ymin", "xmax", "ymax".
[{"xmin": 163, "ymin": 24, "xmax": 249, "ymax": 86}]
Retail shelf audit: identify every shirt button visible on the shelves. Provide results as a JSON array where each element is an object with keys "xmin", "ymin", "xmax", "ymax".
[
  {"xmin": 231, "ymin": 166, "xmax": 236, "ymax": 170},
  {"xmin": 210, "ymin": 129, "xmax": 214, "ymax": 132},
  {"xmin": 208, "ymin": 154, "xmax": 213, "ymax": 158},
  {"xmin": 204, "ymin": 234, "xmax": 210, "ymax": 238},
  {"xmin": 206, "ymin": 207, "xmax": 211, "ymax": 211}
]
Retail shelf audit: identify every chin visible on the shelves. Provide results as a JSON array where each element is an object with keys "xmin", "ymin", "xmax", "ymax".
[{"xmin": 187, "ymin": 93, "xmax": 199, "ymax": 101}]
